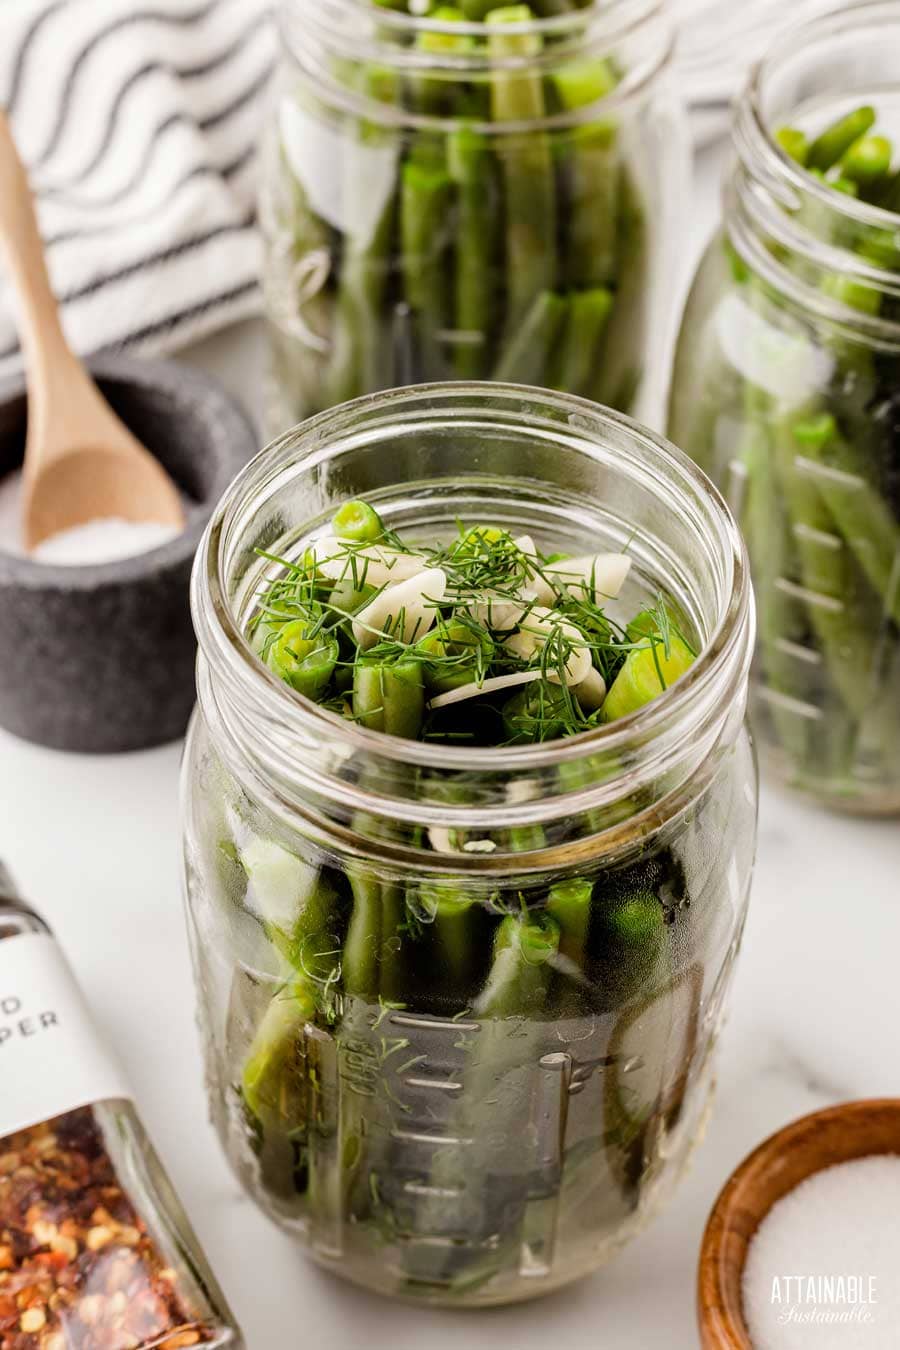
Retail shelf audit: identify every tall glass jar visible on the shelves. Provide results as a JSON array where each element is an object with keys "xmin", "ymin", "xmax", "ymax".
[
  {"xmin": 260, "ymin": 0, "xmax": 686, "ymax": 432},
  {"xmin": 668, "ymin": 2, "xmax": 900, "ymax": 813},
  {"xmin": 0, "ymin": 875, "xmax": 243, "ymax": 1348},
  {"xmin": 182, "ymin": 385, "xmax": 756, "ymax": 1307}
]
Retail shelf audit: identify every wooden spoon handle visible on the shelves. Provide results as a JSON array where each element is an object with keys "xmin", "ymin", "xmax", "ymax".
[{"xmin": 0, "ymin": 110, "xmax": 74, "ymax": 385}]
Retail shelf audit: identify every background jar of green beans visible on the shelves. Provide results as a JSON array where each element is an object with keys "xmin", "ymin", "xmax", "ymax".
[
  {"xmin": 260, "ymin": 0, "xmax": 685, "ymax": 432},
  {"xmin": 668, "ymin": 1, "xmax": 900, "ymax": 814},
  {"xmin": 182, "ymin": 386, "xmax": 756, "ymax": 1307}
]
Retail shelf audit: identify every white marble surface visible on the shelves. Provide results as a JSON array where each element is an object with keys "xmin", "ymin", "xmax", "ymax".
[{"xmin": 2, "ymin": 140, "xmax": 899, "ymax": 1350}]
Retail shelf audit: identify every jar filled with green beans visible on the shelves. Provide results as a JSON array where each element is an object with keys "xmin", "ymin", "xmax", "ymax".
[
  {"xmin": 261, "ymin": 0, "xmax": 685, "ymax": 430},
  {"xmin": 668, "ymin": 1, "xmax": 900, "ymax": 814},
  {"xmin": 182, "ymin": 385, "xmax": 756, "ymax": 1307}
]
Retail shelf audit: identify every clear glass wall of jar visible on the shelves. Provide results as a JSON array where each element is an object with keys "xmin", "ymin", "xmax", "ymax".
[
  {"xmin": 261, "ymin": 0, "xmax": 686, "ymax": 432},
  {"xmin": 182, "ymin": 385, "xmax": 756, "ymax": 1307},
  {"xmin": 668, "ymin": 2, "xmax": 900, "ymax": 814}
]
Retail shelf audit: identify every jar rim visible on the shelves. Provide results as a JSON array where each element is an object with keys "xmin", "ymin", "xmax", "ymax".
[
  {"xmin": 729, "ymin": 0, "xmax": 900, "ymax": 338},
  {"xmin": 277, "ymin": 0, "xmax": 672, "ymax": 133},
  {"xmin": 281, "ymin": 0, "xmax": 661, "ymax": 45},
  {"xmin": 193, "ymin": 383, "xmax": 753, "ymax": 780}
]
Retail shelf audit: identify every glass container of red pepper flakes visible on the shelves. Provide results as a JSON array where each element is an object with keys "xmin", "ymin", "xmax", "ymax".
[{"xmin": 0, "ymin": 865, "xmax": 243, "ymax": 1350}]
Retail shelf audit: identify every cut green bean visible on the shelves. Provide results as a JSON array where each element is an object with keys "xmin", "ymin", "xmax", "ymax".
[
  {"xmin": 448, "ymin": 125, "xmax": 500, "ymax": 378},
  {"xmin": 547, "ymin": 876, "xmax": 592, "ymax": 992},
  {"xmin": 400, "ymin": 141, "xmax": 453, "ymax": 374},
  {"xmin": 488, "ymin": 6, "xmax": 558, "ymax": 328},
  {"xmin": 552, "ymin": 287, "xmax": 613, "ymax": 394},
  {"xmin": 492, "ymin": 290, "xmax": 567, "ymax": 382},
  {"xmin": 839, "ymin": 134, "xmax": 893, "ymax": 192},
  {"xmin": 807, "ymin": 105, "xmax": 876, "ymax": 171},
  {"xmin": 266, "ymin": 622, "xmax": 338, "ymax": 699},
  {"xmin": 775, "ymin": 126, "xmax": 809, "ymax": 166},
  {"xmin": 475, "ymin": 911, "xmax": 560, "ymax": 1017},
  {"xmin": 600, "ymin": 626, "xmax": 694, "ymax": 723},
  {"xmin": 793, "ymin": 413, "xmax": 900, "ymax": 626},
  {"xmin": 353, "ymin": 657, "xmax": 426, "ymax": 739},
  {"xmin": 334, "ymin": 499, "xmax": 385, "ymax": 543}
]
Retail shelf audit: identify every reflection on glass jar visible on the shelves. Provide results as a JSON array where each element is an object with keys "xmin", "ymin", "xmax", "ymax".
[
  {"xmin": 182, "ymin": 386, "xmax": 756, "ymax": 1307},
  {"xmin": 260, "ymin": 0, "xmax": 686, "ymax": 432},
  {"xmin": 669, "ymin": 1, "xmax": 900, "ymax": 814}
]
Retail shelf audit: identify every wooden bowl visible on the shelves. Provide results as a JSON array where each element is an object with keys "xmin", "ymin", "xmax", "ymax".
[{"xmin": 697, "ymin": 1099, "xmax": 900, "ymax": 1347}]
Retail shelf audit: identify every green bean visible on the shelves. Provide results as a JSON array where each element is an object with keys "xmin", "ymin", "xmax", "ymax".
[
  {"xmin": 413, "ymin": 8, "xmax": 475, "ymax": 114},
  {"xmin": 840, "ymin": 134, "xmax": 893, "ymax": 194},
  {"xmin": 559, "ymin": 125, "xmax": 620, "ymax": 290},
  {"xmin": 600, "ymin": 627, "xmax": 694, "ymax": 723},
  {"xmin": 242, "ymin": 978, "xmax": 318, "ymax": 1129},
  {"xmin": 807, "ymin": 105, "xmax": 876, "ymax": 172},
  {"xmin": 475, "ymin": 910, "xmax": 560, "ymax": 1017},
  {"xmin": 333, "ymin": 499, "xmax": 385, "ymax": 543},
  {"xmin": 547, "ymin": 878, "xmax": 592, "ymax": 968},
  {"xmin": 400, "ymin": 140, "xmax": 453, "ymax": 373},
  {"xmin": 552, "ymin": 286, "xmax": 613, "ymax": 395},
  {"xmin": 487, "ymin": 6, "xmax": 557, "ymax": 329},
  {"xmin": 353, "ymin": 657, "xmax": 426, "ymax": 739},
  {"xmin": 775, "ymin": 126, "xmax": 809, "ymax": 166},
  {"xmin": 501, "ymin": 678, "xmax": 571, "ymax": 742},
  {"xmin": 584, "ymin": 163, "xmax": 645, "ymax": 408},
  {"xmin": 417, "ymin": 619, "xmax": 493, "ymax": 692},
  {"xmin": 740, "ymin": 420, "xmax": 812, "ymax": 765},
  {"xmin": 343, "ymin": 870, "xmax": 382, "ymax": 1000},
  {"xmin": 378, "ymin": 882, "xmax": 406, "ymax": 1003},
  {"xmin": 592, "ymin": 883, "xmax": 664, "ymax": 1004},
  {"xmin": 553, "ymin": 58, "xmax": 617, "ymax": 111},
  {"xmin": 448, "ymin": 125, "xmax": 500, "ymax": 378},
  {"xmin": 326, "ymin": 80, "xmax": 399, "ymax": 404},
  {"xmin": 793, "ymin": 413, "xmax": 900, "ymax": 626},
  {"xmin": 265, "ymin": 621, "xmax": 338, "ymax": 699},
  {"xmin": 492, "ymin": 290, "xmax": 567, "ymax": 382},
  {"xmin": 773, "ymin": 414, "xmax": 878, "ymax": 722},
  {"xmin": 875, "ymin": 169, "xmax": 900, "ymax": 213},
  {"xmin": 419, "ymin": 884, "xmax": 480, "ymax": 986}
]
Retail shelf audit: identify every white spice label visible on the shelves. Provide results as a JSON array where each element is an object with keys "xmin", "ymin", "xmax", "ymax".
[{"xmin": 0, "ymin": 933, "xmax": 131, "ymax": 1138}]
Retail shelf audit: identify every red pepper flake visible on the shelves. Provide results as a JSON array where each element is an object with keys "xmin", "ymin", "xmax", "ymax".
[{"xmin": 0, "ymin": 1110, "xmax": 216, "ymax": 1350}]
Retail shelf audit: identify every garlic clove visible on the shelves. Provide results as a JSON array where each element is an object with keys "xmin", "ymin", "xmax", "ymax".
[
  {"xmin": 312, "ymin": 535, "xmax": 428, "ymax": 587},
  {"xmin": 505, "ymin": 607, "xmax": 592, "ymax": 687},
  {"xmin": 353, "ymin": 568, "xmax": 447, "ymax": 650},
  {"xmin": 427, "ymin": 670, "xmax": 542, "ymax": 710},
  {"xmin": 573, "ymin": 666, "xmax": 607, "ymax": 711},
  {"xmin": 545, "ymin": 554, "xmax": 632, "ymax": 602}
]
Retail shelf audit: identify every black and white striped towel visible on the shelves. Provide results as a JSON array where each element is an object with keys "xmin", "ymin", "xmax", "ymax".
[{"xmin": 0, "ymin": 0, "xmax": 276, "ymax": 378}]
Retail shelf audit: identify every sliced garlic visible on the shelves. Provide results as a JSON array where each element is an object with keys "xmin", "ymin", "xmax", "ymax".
[
  {"xmin": 427, "ymin": 670, "xmax": 541, "ymax": 710},
  {"xmin": 573, "ymin": 666, "xmax": 607, "ymax": 711},
  {"xmin": 469, "ymin": 589, "xmax": 538, "ymax": 632},
  {"xmin": 504, "ymin": 607, "xmax": 592, "ymax": 687},
  {"xmin": 513, "ymin": 533, "xmax": 539, "ymax": 559},
  {"xmin": 353, "ymin": 568, "xmax": 447, "ymax": 650},
  {"xmin": 311, "ymin": 535, "xmax": 428, "ymax": 587},
  {"xmin": 544, "ymin": 554, "xmax": 632, "ymax": 602},
  {"xmin": 512, "ymin": 534, "xmax": 557, "ymax": 605},
  {"xmin": 427, "ymin": 826, "xmax": 457, "ymax": 854}
]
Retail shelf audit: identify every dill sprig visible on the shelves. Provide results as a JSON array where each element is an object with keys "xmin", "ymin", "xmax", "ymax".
[{"xmin": 249, "ymin": 506, "xmax": 696, "ymax": 747}]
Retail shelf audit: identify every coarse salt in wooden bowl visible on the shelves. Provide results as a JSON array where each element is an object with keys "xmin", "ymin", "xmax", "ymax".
[{"xmin": 697, "ymin": 1099, "xmax": 900, "ymax": 1347}]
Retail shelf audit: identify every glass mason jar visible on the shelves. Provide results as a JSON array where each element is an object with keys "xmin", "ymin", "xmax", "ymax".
[
  {"xmin": 668, "ymin": 2, "xmax": 900, "ymax": 813},
  {"xmin": 182, "ymin": 385, "xmax": 756, "ymax": 1307},
  {"xmin": 260, "ymin": 0, "xmax": 686, "ymax": 432}
]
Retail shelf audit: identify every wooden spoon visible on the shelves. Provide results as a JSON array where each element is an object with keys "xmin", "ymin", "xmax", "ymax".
[{"xmin": 0, "ymin": 110, "xmax": 183, "ymax": 552}]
